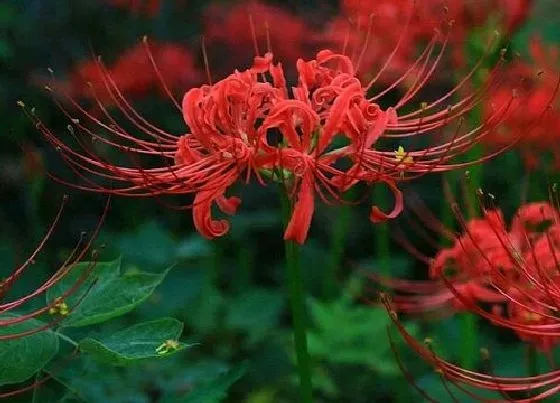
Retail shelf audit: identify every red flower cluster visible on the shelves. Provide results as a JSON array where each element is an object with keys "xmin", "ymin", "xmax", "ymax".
[
  {"xmin": 53, "ymin": 40, "xmax": 201, "ymax": 107},
  {"xmin": 24, "ymin": 37, "xmax": 517, "ymax": 244},
  {"xmin": 376, "ymin": 196, "xmax": 560, "ymax": 400},
  {"xmin": 384, "ymin": 200, "xmax": 560, "ymax": 350},
  {"xmin": 202, "ymin": 1, "xmax": 319, "ymax": 80},
  {"xmin": 324, "ymin": 0, "xmax": 534, "ymax": 83},
  {"xmin": 483, "ymin": 38, "xmax": 560, "ymax": 170}
]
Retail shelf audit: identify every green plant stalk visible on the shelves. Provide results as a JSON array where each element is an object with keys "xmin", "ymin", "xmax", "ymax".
[
  {"xmin": 525, "ymin": 345, "xmax": 538, "ymax": 399},
  {"xmin": 279, "ymin": 187, "xmax": 313, "ymax": 403},
  {"xmin": 439, "ymin": 172, "xmax": 478, "ymax": 370},
  {"xmin": 285, "ymin": 239, "xmax": 313, "ymax": 403},
  {"xmin": 373, "ymin": 186, "xmax": 391, "ymax": 276},
  {"xmin": 325, "ymin": 195, "xmax": 352, "ymax": 299},
  {"xmin": 526, "ymin": 344, "xmax": 538, "ymax": 377},
  {"xmin": 455, "ymin": 140, "xmax": 484, "ymax": 371},
  {"xmin": 235, "ymin": 242, "xmax": 254, "ymax": 291}
]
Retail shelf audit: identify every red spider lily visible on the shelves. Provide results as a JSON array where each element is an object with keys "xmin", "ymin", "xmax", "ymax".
[
  {"xmin": 0, "ymin": 195, "xmax": 107, "ymax": 340},
  {"xmin": 45, "ymin": 40, "xmax": 201, "ymax": 108},
  {"xmin": 22, "ymin": 20, "xmax": 541, "ymax": 244},
  {"xmin": 373, "ymin": 191, "xmax": 560, "ymax": 353},
  {"xmin": 325, "ymin": 0, "xmax": 534, "ymax": 83},
  {"xmin": 483, "ymin": 38, "xmax": 560, "ymax": 170},
  {"xmin": 383, "ymin": 295, "xmax": 560, "ymax": 402}
]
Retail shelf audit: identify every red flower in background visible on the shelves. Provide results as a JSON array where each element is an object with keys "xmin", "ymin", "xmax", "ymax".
[
  {"xmin": 50, "ymin": 40, "xmax": 201, "ymax": 107},
  {"xmin": 483, "ymin": 38, "xmax": 560, "ymax": 170},
  {"xmin": 202, "ymin": 1, "xmax": 319, "ymax": 79},
  {"xmin": 374, "ymin": 196, "xmax": 560, "ymax": 401},
  {"xmin": 324, "ymin": 0, "xmax": 534, "ymax": 84},
  {"xmin": 377, "ymin": 199, "xmax": 560, "ymax": 351}
]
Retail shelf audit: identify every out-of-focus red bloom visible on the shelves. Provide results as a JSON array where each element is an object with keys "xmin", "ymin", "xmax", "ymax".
[
  {"xmin": 202, "ymin": 1, "xmax": 318, "ymax": 79},
  {"xmin": 483, "ymin": 38, "xmax": 560, "ymax": 170},
  {"xmin": 325, "ymin": 0, "xmax": 534, "ymax": 83},
  {"xmin": 52, "ymin": 40, "xmax": 201, "ymax": 107},
  {"xmin": 25, "ymin": 26, "xmax": 532, "ymax": 244},
  {"xmin": 376, "ymin": 198, "xmax": 560, "ymax": 352}
]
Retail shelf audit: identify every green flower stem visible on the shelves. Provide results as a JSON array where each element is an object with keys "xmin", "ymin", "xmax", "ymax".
[
  {"xmin": 526, "ymin": 344, "xmax": 538, "ymax": 377},
  {"xmin": 285, "ymin": 239, "xmax": 313, "ymax": 403},
  {"xmin": 325, "ymin": 197, "xmax": 352, "ymax": 299},
  {"xmin": 280, "ymin": 186, "xmax": 313, "ymax": 403},
  {"xmin": 525, "ymin": 345, "xmax": 539, "ymax": 400},
  {"xmin": 460, "ymin": 132, "xmax": 483, "ymax": 370},
  {"xmin": 373, "ymin": 186, "xmax": 391, "ymax": 276}
]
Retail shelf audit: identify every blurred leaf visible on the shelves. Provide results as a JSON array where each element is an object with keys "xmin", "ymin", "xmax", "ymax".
[
  {"xmin": 167, "ymin": 363, "xmax": 247, "ymax": 403},
  {"xmin": 114, "ymin": 221, "xmax": 177, "ymax": 268},
  {"xmin": 416, "ymin": 373, "xmax": 504, "ymax": 402},
  {"xmin": 0, "ymin": 313, "xmax": 59, "ymax": 385},
  {"xmin": 0, "ymin": 4, "xmax": 16, "ymax": 26},
  {"xmin": 79, "ymin": 318, "xmax": 190, "ymax": 366},
  {"xmin": 225, "ymin": 288, "xmax": 284, "ymax": 344},
  {"xmin": 46, "ymin": 259, "xmax": 171, "ymax": 327},
  {"xmin": 307, "ymin": 278, "xmax": 417, "ymax": 376},
  {"xmin": 176, "ymin": 235, "xmax": 212, "ymax": 259},
  {"xmin": 185, "ymin": 285, "xmax": 225, "ymax": 334}
]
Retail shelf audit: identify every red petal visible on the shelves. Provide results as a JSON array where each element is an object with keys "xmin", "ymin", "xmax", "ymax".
[
  {"xmin": 283, "ymin": 173, "xmax": 315, "ymax": 244},
  {"xmin": 369, "ymin": 179, "xmax": 403, "ymax": 223}
]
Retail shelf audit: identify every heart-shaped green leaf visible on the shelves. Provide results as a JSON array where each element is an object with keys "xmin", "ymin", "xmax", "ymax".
[
  {"xmin": 79, "ymin": 317, "xmax": 189, "ymax": 365},
  {"xmin": 46, "ymin": 258, "xmax": 171, "ymax": 327}
]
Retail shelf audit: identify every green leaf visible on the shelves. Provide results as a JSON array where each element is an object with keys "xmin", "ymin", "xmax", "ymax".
[
  {"xmin": 0, "ymin": 314, "xmax": 59, "ymax": 385},
  {"xmin": 225, "ymin": 288, "xmax": 284, "ymax": 344},
  {"xmin": 114, "ymin": 221, "xmax": 177, "ymax": 267},
  {"xmin": 79, "ymin": 318, "xmax": 189, "ymax": 365},
  {"xmin": 307, "ymin": 288, "xmax": 417, "ymax": 376},
  {"xmin": 46, "ymin": 258, "xmax": 171, "ymax": 327},
  {"xmin": 172, "ymin": 363, "xmax": 247, "ymax": 403}
]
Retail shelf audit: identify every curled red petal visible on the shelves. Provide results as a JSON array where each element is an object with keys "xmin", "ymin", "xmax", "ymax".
[
  {"xmin": 216, "ymin": 195, "xmax": 241, "ymax": 215},
  {"xmin": 193, "ymin": 190, "xmax": 238, "ymax": 239},
  {"xmin": 369, "ymin": 180, "xmax": 403, "ymax": 223}
]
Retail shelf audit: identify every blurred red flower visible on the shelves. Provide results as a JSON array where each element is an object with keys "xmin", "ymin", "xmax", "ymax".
[
  {"xmin": 202, "ymin": 1, "xmax": 320, "ymax": 80},
  {"xmin": 378, "ymin": 199, "xmax": 560, "ymax": 351},
  {"xmin": 51, "ymin": 40, "xmax": 201, "ymax": 107},
  {"xmin": 483, "ymin": 38, "xmax": 560, "ymax": 170},
  {"xmin": 324, "ymin": 0, "xmax": 534, "ymax": 84}
]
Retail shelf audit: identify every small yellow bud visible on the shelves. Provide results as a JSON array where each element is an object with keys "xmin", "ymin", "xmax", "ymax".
[
  {"xmin": 395, "ymin": 146, "xmax": 413, "ymax": 165},
  {"xmin": 156, "ymin": 339, "xmax": 180, "ymax": 355},
  {"xmin": 49, "ymin": 297, "xmax": 70, "ymax": 316}
]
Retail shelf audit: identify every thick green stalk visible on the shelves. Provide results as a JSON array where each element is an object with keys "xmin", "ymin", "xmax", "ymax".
[
  {"xmin": 525, "ymin": 345, "xmax": 538, "ymax": 400},
  {"xmin": 373, "ymin": 186, "xmax": 391, "ymax": 276},
  {"xmin": 325, "ymin": 195, "xmax": 352, "ymax": 299},
  {"xmin": 280, "ymin": 187, "xmax": 313, "ymax": 403},
  {"xmin": 285, "ymin": 239, "xmax": 313, "ymax": 402}
]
